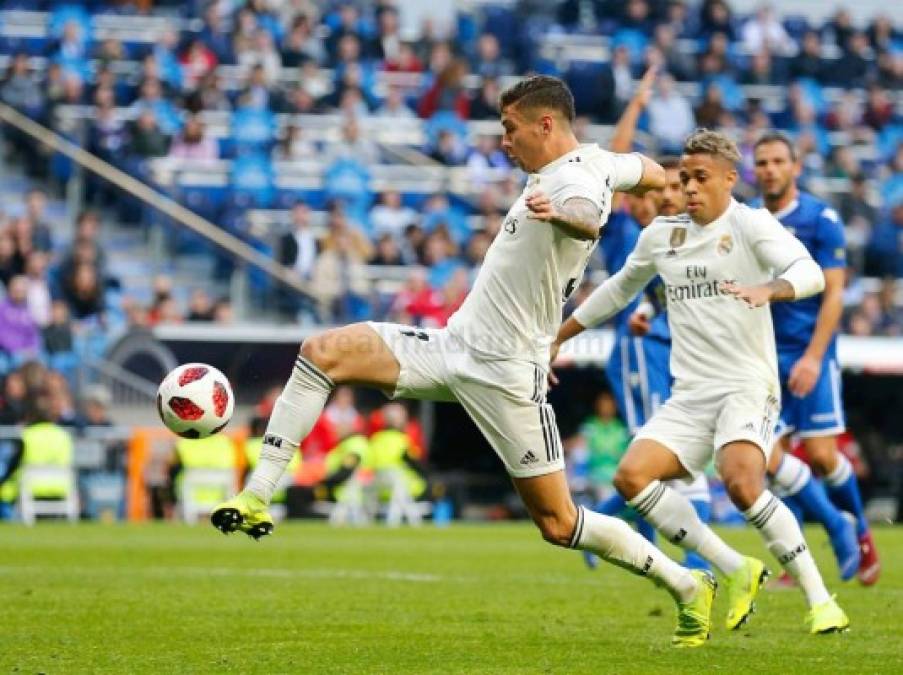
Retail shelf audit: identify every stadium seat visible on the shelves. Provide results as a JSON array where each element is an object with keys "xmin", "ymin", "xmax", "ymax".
[
  {"xmin": 18, "ymin": 466, "xmax": 79, "ymax": 526},
  {"xmin": 178, "ymin": 468, "xmax": 235, "ymax": 524}
]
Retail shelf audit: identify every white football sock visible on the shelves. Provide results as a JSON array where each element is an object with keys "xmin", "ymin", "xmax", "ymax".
[
  {"xmin": 770, "ymin": 453, "xmax": 811, "ymax": 497},
  {"xmin": 744, "ymin": 491, "xmax": 831, "ymax": 607},
  {"xmin": 245, "ymin": 355, "xmax": 334, "ymax": 504},
  {"xmin": 824, "ymin": 454, "xmax": 853, "ymax": 487},
  {"xmin": 572, "ymin": 506, "xmax": 699, "ymax": 603},
  {"xmin": 629, "ymin": 480, "xmax": 744, "ymax": 576}
]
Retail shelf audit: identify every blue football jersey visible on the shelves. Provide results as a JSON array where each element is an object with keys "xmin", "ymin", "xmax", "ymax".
[
  {"xmin": 599, "ymin": 211, "xmax": 641, "ymax": 331},
  {"xmin": 600, "ymin": 210, "xmax": 670, "ymax": 340},
  {"xmin": 753, "ymin": 191, "xmax": 846, "ymax": 352}
]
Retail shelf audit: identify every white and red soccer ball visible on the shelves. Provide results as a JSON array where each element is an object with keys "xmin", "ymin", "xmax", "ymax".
[{"xmin": 156, "ymin": 363, "xmax": 235, "ymax": 438}]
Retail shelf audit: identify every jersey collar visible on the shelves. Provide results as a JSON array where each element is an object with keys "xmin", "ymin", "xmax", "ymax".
[
  {"xmin": 772, "ymin": 198, "xmax": 800, "ymax": 221},
  {"xmin": 536, "ymin": 143, "xmax": 598, "ymax": 176}
]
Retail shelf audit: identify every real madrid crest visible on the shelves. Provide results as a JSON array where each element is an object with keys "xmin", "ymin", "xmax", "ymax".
[{"xmin": 716, "ymin": 234, "xmax": 733, "ymax": 256}]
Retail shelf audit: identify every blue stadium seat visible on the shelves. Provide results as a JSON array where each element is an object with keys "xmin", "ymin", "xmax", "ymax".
[
  {"xmin": 612, "ymin": 28, "xmax": 649, "ymax": 65},
  {"xmin": 323, "ymin": 158, "xmax": 373, "ymax": 217},
  {"xmin": 231, "ymin": 153, "xmax": 275, "ymax": 208},
  {"xmin": 49, "ymin": 5, "xmax": 92, "ymax": 40},
  {"xmin": 231, "ymin": 107, "xmax": 277, "ymax": 155}
]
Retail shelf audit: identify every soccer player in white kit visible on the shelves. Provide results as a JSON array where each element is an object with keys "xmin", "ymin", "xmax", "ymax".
[
  {"xmin": 212, "ymin": 76, "xmax": 721, "ymax": 647},
  {"xmin": 553, "ymin": 129, "xmax": 850, "ymax": 635}
]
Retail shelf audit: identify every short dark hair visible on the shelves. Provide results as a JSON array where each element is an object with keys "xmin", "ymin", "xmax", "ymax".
[
  {"xmin": 659, "ymin": 155, "xmax": 680, "ymax": 170},
  {"xmin": 500, "ymin": 75, "xmax": 575, "ymax": 122},
  {"xmin": 753, "ymin": 131, "xmax": 797, "ymax": 161}
]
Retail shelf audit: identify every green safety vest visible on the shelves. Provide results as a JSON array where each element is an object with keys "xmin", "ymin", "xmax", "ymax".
[
  {"xmin": 175, "ymin": 434, "xmax": 236, "ymax": 507},
  {"xmin": 0, "ymin": 422, "xmax": 74, "ymax": 502},
  {"xmin": 244, "ymin": 436, "xmax": 300, "ymax": 503},
  {"xmin": 324, "ymin": 434, "xmax": 370, "ymax": 501},
  {"xmin": 367, "ymin": 429, "xmax": 426, "ymax": 500}
]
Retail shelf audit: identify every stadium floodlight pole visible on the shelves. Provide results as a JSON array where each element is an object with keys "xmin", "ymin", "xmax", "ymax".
[{"xmin": 0, "ymin": 101, "xmax": 315, "ymax": 300}]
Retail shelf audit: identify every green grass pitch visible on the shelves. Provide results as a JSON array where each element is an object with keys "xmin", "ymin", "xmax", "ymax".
[{"xmin": 0, "ymin": 522, "xmax": 900, "ymax": 673}]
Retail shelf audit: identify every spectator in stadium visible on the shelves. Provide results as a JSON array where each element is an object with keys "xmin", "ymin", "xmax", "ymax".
[
  {"xmin": 212, "ymin": 298, "xmax": 234, "ymax": 324},
  {"xmin": 186, "ymin": 289, "xmax": 214, "ymax": 322},
  {"xmin": 199, "ymin": 2, "xmax": 234, "ymax": 64},
  {"xmin": 239, "ymin": 63, "xmax": 281, "ymax": 111},
  {"xmin": 273, "ymin": 123, "xmax": 316, "ymax": 161},
  {"xmin": 326, "ymin": 116, "xmax": 380, "ymax": 165},
  {"xmin": 465, "ymin": 230, "xmax": 491, "ymax": 269},
  {"xmin": 841, "ymin": 174, "xmax": 878, "ymax": 269},
  {"xmin": 0, "ymin": 231, "xmax": 22, "ymax": 287},
  {"xmin": 824, "ymin": 9, "xmax": 855, "ymax": 52},
  {"xmin": 0, "ymin": 276, "xmax": 41, "ymax": 360},
  {"xmin": 651, "ymin": 24, "xmax": 696, "ymax": 81},
  {"xmin": 88, "ymin": 92, "xmax": 127, "ymax": 165},
  {"xmin": 0, "ymin": 52, "xmax": 44, "ymax": 119},
  {"xmin": 130, "ymin": 78, "xmax": 179, "ymax": 135},
  {"xmin": 694, "ymin": 82, "xmax": 726, "ymax": 129},
  {"xmin": 742, "ymin": 50, "xmax": 779, "ymax": 85},
  {"xmin": 325, "ymin": 3, "xmax": 364, "ymax": 64},
  {"xmin": 46, "ymin": 370, "xmax": 77, "ymax": 426},
  {"xmin": 832, "ymin": 32, "xmax": 873, "ymax": 88},
  {"xmin": 240, "ymin": 29, "xmax": 282, "ymax": 86},
  {"xmin": 0, "ymin": 369, "xmax": 27, "ymax": 424},
  {"xmin": 382, "ymin": 42, "xmax": 424, "ymax": 73},
  {"xmin": 58, "ymin": 209, "xmax": 106, "ymax": 282},
  {"xmin": 610, "ymin": 45, "xmax": 635, "ymax": 117},
  {"xmin": 127, "ymin": 110, "xmax": 170, "ymax": 160},
  {"xmin": 469, "ymin": 77, "xmax": 501, "ymax": 121},
  {"xmin": 417, "ymin": 59, "xmax": 471, "ymax": 119},
  {"xmin": 23, "ymin": 251, "xmax": 51, "ymax": 328},
  {"xmin": 23, "ymin": 188, "xmax": 52, "ymax": 252},
  {"xmin": 192, "ymin": 71, "xmax": 232, "ymax": 113},
  {"xmin": 741, "ymin": 4, "xmax": 795, "ymax": 56},
  {"xmin": 50, "ymin": 19, "xmax": 87, "ymax": 63},
  {"xmin": 466, "ymin": 134, "xmax": 511, "ymax": 185},
  {"xmin": 697, "ymin": 31, "xmax": 733, "ymax": 77},
  {"xmin": 429, "ymin": 129, "xmax": 467, "ymax": 166},
  {"xmin": 862, "ymin": 84, "xmax": 894, "ymax": 132},
  {"xmin": 867, "ymin": 14, "xmax": 897, "ymax": 54},
  {"xmin": 312, "ymin": 228, "xmax": 371, "ymax": 322},
  {"xmin": 279, "ymin": 202, "xmax": 318, "ymax": 282},
  {"xmin": 42, "ymin": 300, "xmax": 74, "ymax": 357},
  {"xmin": 375, "ymin": 85, "xmax": 415, "ymax": 119},
  {"xmin": 61, "ymin": 263, "xmax": 105, "ymax": 320},
  {"xmin": 647, "ymin": 72, "xmax": 694, "ymax": 154},
  {"xmin": 370, "ymin": 190, "xmax": 418, "ymax": 240},
  {"xmin": 699, "ymin": 0, "xmax": 735, "ymax": 40},
  {"xmin": 473, "ymin": 33, "xmax": 514, "ymax": 79},
  {"xmin": 168, "ymin": 115, "xmax": 218, "ymax": 162},
  {"xmin": 370, "ymin": 5, "xmax": 402, "ymax": 63},
  {"xmin": 179, "ymin": 38, "xmax": 219, "ymax": 90},
  {"xmin": 620, "ymin": 0, "xmax": 654, "ymax": 33},
  {"xmin": 790, "ymin": 30, "xmax": 828, "ymax": 83},
  {"xmin": 324, "ymin": 386, "xmax": 362, "ymax": 434},
  {"xmin": 369, "ymin": 233, "xmax": 404, "ymax": 267},
  {"xmin": 281, "ymin": 14, "xmax": 325, "ymax": 67},
  {"xmin": 866, "ymin": 203, "xmax": 903, "ymax": 278}
]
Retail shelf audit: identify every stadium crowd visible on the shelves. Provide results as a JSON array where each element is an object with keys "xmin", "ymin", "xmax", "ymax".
[{"xmin": 0, "ymin": 0, "xmax": 896, "ymax": 330}]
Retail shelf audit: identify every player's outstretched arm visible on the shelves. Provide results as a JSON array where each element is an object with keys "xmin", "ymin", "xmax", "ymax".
[{"xmin": 720, "ymin": 258, "xmax": 825, "ymax": 308}]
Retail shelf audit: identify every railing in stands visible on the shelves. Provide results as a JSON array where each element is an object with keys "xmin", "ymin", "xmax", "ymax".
[{"xmin": 0, "ymin": 101, "xmax": 315, "ymax": 304}]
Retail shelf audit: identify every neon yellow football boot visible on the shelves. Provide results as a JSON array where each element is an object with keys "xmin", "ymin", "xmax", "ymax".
[
  {"xmin": 672, "ymin": 570, "xmax": 717, "ymax": 648},
  {"xmin": 806, "ymin": 596, "xmax": 850, "ymax": 634},
  {"xmin": 723, "ymin": 556, "xmax": 769, "ymax": 630},
  {"xmin": 210, "ymin": 492, "xmax": 274, "ymax": 540}
]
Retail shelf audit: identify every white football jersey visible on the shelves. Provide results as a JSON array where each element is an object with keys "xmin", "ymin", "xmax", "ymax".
[
  {"xmin": 446, "ymin": 144, "xmax": 643, "ymax": 363},
  {"xmin": 573, "ymin": 199, "xmax": 815, "ymax": 395}
]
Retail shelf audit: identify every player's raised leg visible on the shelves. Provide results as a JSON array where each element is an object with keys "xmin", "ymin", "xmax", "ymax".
[
  {"xmin": 720, "ymin": 440, "xmax": 848, "ymax": 633},
  {"xmin": 614, "ymin": 438, "xmax": 765, "ymax": 631},
  {"xmin": 211, "ymin": 322, "xmax": 402, "ymax": 537},
  {"xmin": 513, "ymin": 469, "xmax": 715, "ymax": 647},
  {"xmin": 767, "ymin": 440, "xmax": 860, "ymax": 580}
]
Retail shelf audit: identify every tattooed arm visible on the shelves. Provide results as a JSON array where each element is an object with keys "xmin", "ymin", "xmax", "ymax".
[{"xmin": 524, "ymin": 194, "xmax": 602, "ymax": 240}]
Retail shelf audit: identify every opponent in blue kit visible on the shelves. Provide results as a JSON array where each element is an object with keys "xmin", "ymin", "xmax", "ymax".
[{"xmin": 753, "ymin": 133, "xmax": 878, "ymax": 584}]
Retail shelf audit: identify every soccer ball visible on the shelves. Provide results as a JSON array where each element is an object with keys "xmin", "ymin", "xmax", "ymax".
[{"xmin": 156, "ymin": 363, "xmax": 235, "ymax": 439}]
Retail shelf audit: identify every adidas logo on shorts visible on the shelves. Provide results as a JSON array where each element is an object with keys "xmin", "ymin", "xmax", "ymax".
[{"xmin": 520, "ymin": 450, "xmax": 539, "ymax": 465}]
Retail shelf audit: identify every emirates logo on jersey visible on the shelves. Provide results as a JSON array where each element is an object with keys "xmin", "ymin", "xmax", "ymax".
[{"xmin": 716, "ymin": 234, "xmax": 734, "ymax": 256}]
